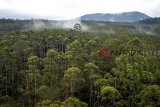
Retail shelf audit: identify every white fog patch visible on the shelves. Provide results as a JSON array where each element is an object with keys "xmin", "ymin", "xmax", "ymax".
[
  {"xmin": 27, "ymin": 18, "xmax": 89, "ymax": 31},
  {"xmin": 60, "ymin": 18, "xmax": 89, "ymax": 31},
  {"xmin": 135, "ymin": 25, "xmax": 154, "ymax": 35},
  {"xmin": 32, "ymin": 20, "xmax": 45, "ymax": 30}
]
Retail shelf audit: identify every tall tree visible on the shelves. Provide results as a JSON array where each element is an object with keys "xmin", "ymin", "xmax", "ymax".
[
  {"xmin": 84, "ymin": 63, "xmax": 99, "ymax": 107},
  {"xmin": 64, "ymin": 67, "xmax": 83, "ymax": 97},
  {"xmin": 65, "ymin": 40, "xmax": 85, "ymax": 68}
]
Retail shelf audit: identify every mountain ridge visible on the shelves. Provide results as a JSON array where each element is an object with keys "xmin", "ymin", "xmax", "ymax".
[{"xmin": 80, "ymin": 11, "xmax": 151, "ymax": 22}]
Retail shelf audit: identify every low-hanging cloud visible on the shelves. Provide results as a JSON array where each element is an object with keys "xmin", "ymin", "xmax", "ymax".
[{"xmin": 27, "ymin": 18, "xmax": 89, "ymax": 31}]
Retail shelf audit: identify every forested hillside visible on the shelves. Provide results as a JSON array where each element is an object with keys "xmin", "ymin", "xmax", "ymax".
[
  {"xmin": 139, "ymin": 17, "xmax": 160, "ymax": 24},
  {"xmin": 0, "ymin": 19, "xmax": 160, "ymax": 107}
]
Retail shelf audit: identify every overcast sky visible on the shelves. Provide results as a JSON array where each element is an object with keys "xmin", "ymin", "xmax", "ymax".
[{"xmin": 0, "ymin": 0, "xmax": 160, "ymax": 20}]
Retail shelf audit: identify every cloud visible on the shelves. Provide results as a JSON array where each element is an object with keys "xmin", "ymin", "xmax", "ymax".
[
  {"xmin": 146, "ymin": 3, "xmax": 160, "ymax": 17},
  {"xmin": 0, "ymin": 0, "xmax": 159, "ymax": 19}
]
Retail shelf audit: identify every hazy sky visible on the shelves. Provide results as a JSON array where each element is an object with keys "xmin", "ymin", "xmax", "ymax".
[{"xmin": 0, "ymin": 0, "xmax": 160, "ymax": 20}]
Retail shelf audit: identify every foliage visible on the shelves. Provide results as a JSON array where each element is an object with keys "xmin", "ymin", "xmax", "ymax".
[{"xmin": 0, "ymin": 19, "xmax": 160, "ymax": 107}]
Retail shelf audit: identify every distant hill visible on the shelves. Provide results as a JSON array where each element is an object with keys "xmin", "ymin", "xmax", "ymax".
[
  {"xmin": 139, "ymin": 17, "xmax": 160, "ymax": 24},
  {"xmin": 80, "ymin": 11, "xmax": 151, "ymax": 22}
]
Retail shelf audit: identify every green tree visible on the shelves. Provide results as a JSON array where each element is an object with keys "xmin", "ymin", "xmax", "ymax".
[
  {"xmin": 64, "ymin": 67, "xmax": 83, "ymax": 97},
  {"xmin": 62, "ymin": 97, "xmax": 88, "ymax": 107},
  {"xmin": 139, "ymin": 85, "xmax": 160, "ymax": 107},
  {"xmin": 100, "ymin": 86, "xmax": 120, "ymax": 107},
  {"xmin": 84, "ymin": 63, "xmax": 99, "ymax": 107},
  {"xmin": 42, "ymin": 49, "xmax": 62, "ymax": 100},
  {"xmin": 24, "ymin": 55, "xmax": 41, "ymax": 106},
  {"xmin": 65, "ymin": 40, "xmax": 85, "ymax": 68}
]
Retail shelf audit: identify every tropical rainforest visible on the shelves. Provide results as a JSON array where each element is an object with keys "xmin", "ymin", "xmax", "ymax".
[{"xmin": 0, "ymin": 19, "xmax": 160, "ymax": 107}]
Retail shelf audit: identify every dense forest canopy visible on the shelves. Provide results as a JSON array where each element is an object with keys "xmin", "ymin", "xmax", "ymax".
[{"xmin": 0, "ymin": 19, "xmax": 160, "ymax": 107}]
